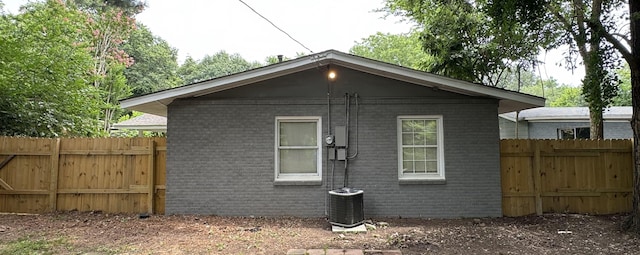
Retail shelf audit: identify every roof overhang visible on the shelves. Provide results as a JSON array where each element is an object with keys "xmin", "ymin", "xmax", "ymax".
[
  {"xmin": 120, "ymin": 50, "xmax": 545, "ymax": 116},
  {"xmin": 110, "ymin": 125, "xmax": 167, "ymax": 132},
  {"xmin": 499, "ymin": 107, "xmax": 632, "ymax": 122}
]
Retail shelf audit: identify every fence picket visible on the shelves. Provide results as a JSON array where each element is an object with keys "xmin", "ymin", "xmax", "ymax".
[
  {"xmin": 501, "ymin": 139, "xmax": 633, "ymax": 216},
  {"xmin": 0, "ymin": 136, "xmax": 166, "ymax": 214}
]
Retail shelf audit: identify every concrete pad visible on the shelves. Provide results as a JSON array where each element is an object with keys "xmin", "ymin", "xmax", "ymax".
[
  {"xmin": 305, "ymin": 249, "xmax": 364, "ymax": 255},
  {"xmin": 363, "ymin": 250, "xmax": 403, "ymax": 255},
  {"xmin": 286, "ymin": 249, "xmax": 307, "ymax": 255},
  {"xmin": 288, "ymin": 249, "xmax": 401, "ymax": 255},
  {"xmin": 331, "ymin": 224, "xmax": 367, "ymax": 233}
]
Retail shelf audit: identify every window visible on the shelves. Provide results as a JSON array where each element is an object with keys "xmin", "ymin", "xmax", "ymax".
[
  {"xmin": 275, "ymin": 117, "xmax": 322, "ymax": 182},
  {"xmin": 557, "ymin": 127, "xmax": 590, "ymax": 139},
  {"xmin": 397, "ymin": 116, "xmax": 445, "ymax": 180}
]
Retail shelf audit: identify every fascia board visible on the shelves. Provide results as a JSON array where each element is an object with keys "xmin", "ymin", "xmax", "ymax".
[
  {"xmin": 498, "ymin": 114, "xmax": 517, "ymax": 122},
  {"xmin": 111, "ymin": 125, "xmax": 167, "ymax": 130}
]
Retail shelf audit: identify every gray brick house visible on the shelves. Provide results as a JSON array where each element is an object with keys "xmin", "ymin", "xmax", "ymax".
[{"xmin": 120, "ymin": 50, "xmax": 544, "ymax": 218}]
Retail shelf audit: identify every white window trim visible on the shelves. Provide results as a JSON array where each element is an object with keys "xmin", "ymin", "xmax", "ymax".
[
  {"xmin": 275, "ymin": 116, "xmax": 322, "ymax": 182},
  {"xmin": 397, "ymin": 115, "xmax": 445, "ymax": 181}
]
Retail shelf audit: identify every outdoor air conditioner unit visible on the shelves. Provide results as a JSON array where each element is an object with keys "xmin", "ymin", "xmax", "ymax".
[{"xmin": 329, "ymin": 187, "xmax": 364, "ymax": 227}]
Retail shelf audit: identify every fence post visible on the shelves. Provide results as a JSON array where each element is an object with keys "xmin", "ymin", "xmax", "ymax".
[
  {"xmin": 147, "ymin": 140, "xmax": 156, "ymax": 214},
  {"xmin": 49, "ymin": 138, "xmax": 60, "ymax": 212},
  {"xmin": 532, "ymin": 142, "xmax": 543, "ymax": 215}
]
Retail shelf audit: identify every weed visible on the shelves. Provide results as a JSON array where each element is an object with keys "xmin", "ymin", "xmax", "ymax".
[
  {"xmin": 94, "ymin": 245, "xmax": 125, "ymax": 255},
  {"xmin": 0, "ymin": 236, "xmax": 68, "ymax": 255}
]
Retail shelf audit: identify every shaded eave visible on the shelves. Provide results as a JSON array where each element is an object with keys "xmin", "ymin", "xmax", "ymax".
[
  {"xmin": 120, "ymin": 50, "xmax": 544, "ymax": 116},
  {"xmin": 110, "ymin": 124, "xmax": 167, "ymax": 132}
]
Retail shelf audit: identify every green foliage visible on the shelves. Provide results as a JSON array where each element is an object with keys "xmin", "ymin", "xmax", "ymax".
[
  {"xmin": 121, "ymin": 23, "xmax": 180, "ymax": 96},
  {"xmin": 349, "ymin": 31, "xmax": 434, "ymax": 69},
  {"xmin": 612, "ymin": 64, "xmax": 631, "ymax": 106},
  {"xmin": 177, "ymin": 51, "xmax": 262, "ymax": 85},
  {"xmin": 502, "ymin": 71, "xmax": 586, "ymax": 107},
  {"xmin": 382, "ymin": 0, "xmax": 544, "ymax": 87},
  {"xmin": 70, "ymin": 0, "xmax": 145, "ymax": 15},
  {"xmin": 98, "ymin": 62, "xmax": 131, "ymax": 132},
  {"xmin": 83, "ymin": 4, "xmax": 137, "ymax": 131},
  {"xmin": 582, "ymin": 43, "xmax": 620, "ymax": 113},
  {"xmin": 487, "ymin": 0, "xmax": 626, "ymax": 139},
  {"xmin": 550, "ymin": 87, "xmax": 587, "ymax": 107},
  {"xmin": 0, "ymin": 0, "xmax": 102, "ymax": 137}
]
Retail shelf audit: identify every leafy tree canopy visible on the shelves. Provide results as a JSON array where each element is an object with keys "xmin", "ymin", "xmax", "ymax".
[
  {"xmin": 69, "ymin": 0, "xmax": 145, "ymax": 15},
  {"xmin": 121, "ymin": 23, "xmax": 180, "ymax": 96},
  {"xmin": 350, "ymin": 31, "xmax": 434, "ymax": 70},
  {"xmin": 177, "ymin": 51, "xmax": 261, "ymax": 85},
  {"xmin": 382, "ymin": 0, "xmax": 546, "ymax": 87},
  {"xmin": 613, "ymin": 64, "xmax": 631, "ymax": 106},
  {"xmin": 0, "ymin": 0, "xmax": 102, "ymax": 137}
]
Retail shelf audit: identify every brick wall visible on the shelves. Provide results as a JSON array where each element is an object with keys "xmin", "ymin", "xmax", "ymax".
[{"xmin": 166, "ymin": 96, "xmax": 502, "ymax": 218}]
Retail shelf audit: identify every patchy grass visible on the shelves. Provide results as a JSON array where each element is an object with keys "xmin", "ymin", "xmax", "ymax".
[
  {"xmin": 0, "ymin": 236, "xmax": 68, "ymax": 255},
  {"xmin": 2, "ymin": 212, "xmax": 640, "ymax": 254}
]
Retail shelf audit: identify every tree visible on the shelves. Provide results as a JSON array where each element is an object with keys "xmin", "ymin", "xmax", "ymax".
[
  {"xmin": 0, "ymin": 0, "xmax": 102, "ymax": 137},
  {"xmin": 384, "ymin": 0, "xmax": 622, "ymax": 139},
  {"xmin": 177, "ymin": 51, "xmax": 262, "ymax": 85},
  {"xmin": 488, "ymin": 0, "xmax": 640, "ymax": 231},
  {"xmin": 488, "ymin": 0, "xmax": 622, "ymax": 139},
  {"xmin": 606, "ymin": 0, "xmax": 640, "ymax": 232},
  {"xmin": 71, "ymin": 0, "xmax": 145, "ymax": 16},
  {"xmin": 549, "ymin": 87, "xmax": 587, "ymax": 107},
  {"xmin": 121, "ymin": 23, "xmax": 180, "ymax": 96},
  {"xmin": 80, "ymin": 2, "xmax": 138, "ymax": 132},
  {"xmin": 382, "ymin": 0, "xmax": 546, "ymax": 87},
  {"xmin": 349, "ymin": 31, "xmax": 434, "ymax": 69}
]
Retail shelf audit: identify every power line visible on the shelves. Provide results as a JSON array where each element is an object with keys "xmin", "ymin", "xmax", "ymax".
[{"xmin": 237, "ymin": 0, "xmax": 313, "ymax": 54}]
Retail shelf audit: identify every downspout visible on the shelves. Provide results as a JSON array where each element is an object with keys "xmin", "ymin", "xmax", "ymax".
[{"xmin": 348, "ymin": 93, "xmax": 359, "ymax": 159}]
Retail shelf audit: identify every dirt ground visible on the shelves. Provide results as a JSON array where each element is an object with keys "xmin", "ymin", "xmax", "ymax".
[{"xmin": 1, "ymin": 211, "xmax": 639, "ymax": 255}]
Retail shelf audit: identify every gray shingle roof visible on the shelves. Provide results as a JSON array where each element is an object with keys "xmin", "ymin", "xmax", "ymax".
[{"xmin": 111, "ymin": 113, "xmax": 167, "ymax": 131}]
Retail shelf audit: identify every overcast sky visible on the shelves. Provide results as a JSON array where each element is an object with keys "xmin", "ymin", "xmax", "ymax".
[{"xmin": 2, "ymin": 0, "xmax": 583, "ymax": 86}]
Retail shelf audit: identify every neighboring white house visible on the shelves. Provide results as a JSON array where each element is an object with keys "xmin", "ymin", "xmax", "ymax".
[
  {"xmin": 499, "ymin": 106, "xmax": 632, "ymax": 139},
  {"xmin": 110, "ymin": 113, "xmax": 167, "ymax": 137}
]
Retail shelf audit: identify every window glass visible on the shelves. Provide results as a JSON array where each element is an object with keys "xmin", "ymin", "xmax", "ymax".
[
  {"xmin": 558, "ymin": 128, "xmax": 575, "ymax": 139},
  {"xmin": 279, "ymin": 149, "xmax": 317, "ymax": 173},
  {"xmin": 276, "ymin": 117, "xmax": 321, "ymax": 182},
  {"xmin": 576, "ymin": 127, "xmax": 590, "ymax": 139},
  {"xmin": 557, "ymin": 127, "xmax": 590, "ymax": 139},
  {"xmin": 279, "ymin": 122, "xmax": 317, "ymax": 146},
  {"xmin": 398, "ymin": 116, "xmax": 444, "ymax": 180}
]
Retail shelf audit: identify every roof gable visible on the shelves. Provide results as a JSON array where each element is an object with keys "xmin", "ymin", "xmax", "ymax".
[{"xmin": 120, "ymin": 50, "xmax": 544, "ymax": 116}]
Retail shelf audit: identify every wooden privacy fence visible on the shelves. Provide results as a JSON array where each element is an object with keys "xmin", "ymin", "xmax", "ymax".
[
  {"xmin": 0, "ymin": 136, "xmax": 166, "ymax": 214},
  {"xmin": 1, "ymin": 137, "xmax": 634, "ymax": 216},
  {"xmin": 501, "ymin": 139, "xmax": 633, "ymax": 217}
]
